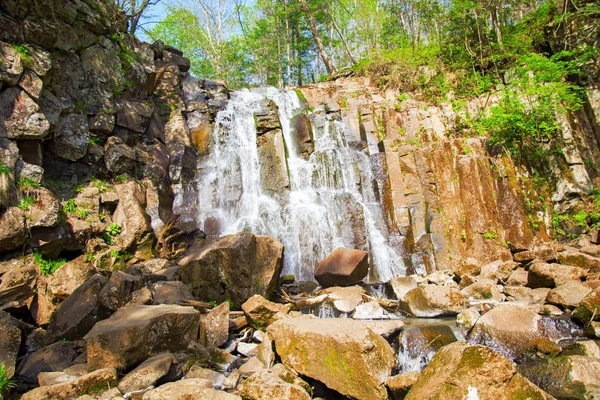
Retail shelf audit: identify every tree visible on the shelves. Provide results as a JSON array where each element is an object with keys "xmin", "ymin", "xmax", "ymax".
[
  {"xmin": 298, "ymin": 0, "xmax": 337, "ymax": 75},
  {"xmin": 112, "ymin": 0, "xmax": 163, "ymax": 35}
]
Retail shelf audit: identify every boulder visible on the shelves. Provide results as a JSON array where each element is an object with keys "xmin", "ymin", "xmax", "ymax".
[
  {"xmin": 397, "ymin": 324, "xmax": 458, "ymax": 366},
  {"xmin": 242, "ymin": 294, "xmax": 290, "ymax": 330},
  {"xmin": 546, "ymin": 280, "xmax": 592, "ymax": 309},
  {"xmin": 118, "ymin": 353, "xmax": 173, "ymax": 393},
  {"xmin": 104, "ymin": 136, "xmax": 136, "ymax": 176},
  {"xmin": 0, "ymin": 312, "xmax": 22, "ymax": 378},
  {"xmin": 0, "ymin": 207, "xmax": 26, "ymax": 253},
  {"xmin": 151, "ymin": 281, "xmax": 193, "ymax": 305},
  {"xmin": 112, "ymin": 181, "xmax": 152, "ymax": 251},
  {"xmin": 387, "ymin": 276, "xmax": 418, "ymax": 301},
  {"xmin": 0, "ymin": 255, "xmax": 38, "ymax": 305},
  {"xmin": 353, "ymin": 301, "xmax": 388, "ymax": 319},
  {"xmin": 558, "ymin": 249, "xmax": 600, "ymax": 275},
  {"xmin": 504, "ymin": 286, "xmax": 550, "ymax": 306},
  {"xmin": 16, "ymin": 341, "xmax": 83, "ymax": 383},
  {"xmin": 404, "ymin": 342, "xmax": 552, "ymax": 400},
  {"xmin": 200, "ymin": 302, "xmax": 229, "ymax": 347},
  {"xmin": 268, "ymin": 317, "xmax": 396, "ymax": 400},
  {"xmin": 386, "ymin": 372, "xmax": 420, "ymax": 400},
  {"xmin": 28, "ymin": 187, "xmax": 61, "ymax": 228},
  {"xmin": 360, "ymin": 320, "xmax": 405, "ymax": 341},
  {"xmin": 322, "ymin": 285, "xmax": 364, "ymax": 313},
  {"xmin": 461, "ymin": 279, "xmax": 503, "ymax": 302},
  {"xmin": 179, "ymin": 232, "xmax": 284, "ymax": 308},
  {"xmin": 99, "ymin": 271, "xmax": 140, "ymax": 311},
  {"xmin": 21, "ymin": 368, "xmax": 118, "ymax": 400},
  {"xmin": 527, "ymin": 263, "xmax": 586, "ymax": 288},
  {"xmin": 142, "ymin": 379, "xmax": 240, "ymax": 400},
  {"xmin": 0, "ymin": 88, "xmax": 50, "ymax": 139},
  {"xmin": 239, "ymin": 357, "xmax": 265, "ymax": 376},
  {"xmin": 116, "ymin": 100, "xmax": 153, "ymax": 133},
  {"xmin": 239, "ymin": 368, "xmax": 311, "ymax": 400},
  {"xmin": 572, "ymin": 287, "xmax": 600, "ymax": 324},
  {"xmin": 314, "ymin": 247, "xmax": 369, "ymax": 288},
  {"xmin": 400, "ymin": 285, "xmax": 467, "ymax": 317},
  {"xmin": 44, "ymin": 255, "xmax": 95, "ymax": 303},
  {"xmin": 506, "ymin": 268, "xmax": 529, "ymax": 286},
  {"xmin": 468, "ymin": 303, "xmax": 558, "ymax": 360},
  {"xmin": 518, "ymin": 355, "xmax": 600, "ymax": 399},
  {"xmin": 84, "ymin": 304, "xmax": 200, "ymax": 370},
  {"xmin": 513, "ymin": 247, "xmax": 557, "ymax": 263},
  {"xmin": 0, "ymin": 42, "xmax": 24, "ymax": 86},
  {"xmin": 257, "ymin": 129, "xmax": 289, "ymax": 195},
  {"xmin": 54, "ymin": 113, "xmax": 89, "ymax": 161},
  {"xmin": 456, "ymin": 307, "xmax": 480, "ymax": 334}
]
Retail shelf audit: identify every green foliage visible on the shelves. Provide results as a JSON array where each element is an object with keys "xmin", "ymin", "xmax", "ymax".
[
  {"xmin": 88, "ymin": 136, "xmax": 101, "ymax": 145},
  {"xmin": 115, "ymin": 174, "xmax": 129, "ymax": 184},
  {"xmin": 12, "ymin": 43, "xmax": 32, "ymax": 66},
  {"xmin": 107, "ymin": 223, "xmax": 121, "ymax": 237},
  {"xmin": 18, "ymin": 177, "xmax": 40, "ymax": 192},
  {"xmin": 91, "ymin": 178, "xmax": 111, "ymax": 193},
  {"xmin": 0, "ymin": 363, "xmax": 16, "ymax": 399},
  {"xmin": 483, "ymin": 230, "xmax": 497, "ymax": 240},
  {"xmin": 33, "ymin": 251, "xmax": 67, "ymax": 276},
  {"xmin": 75, "ymin": 209, "xmax": 90, "ymax": 219},
  {"xmin": 74, "ymin": 184, "xmax": 84, "ymax": 193},
  {"xmin": 0, "ymin": 161, "xmax": 10, "ymax": 175},
  {"xmin": 17, "ymin": 196, "xmax": 35, "ymax": 211},
  {"xmin": 74, "ymin": 101, "xmax": 87, "ymax": 114},
  {"xmin": 85, "ymin": 252, "xmax": 95, "ymax": 263},
  {"xmin": 64, "ymin": 198, "xmax": 76, "ymax": 213}
]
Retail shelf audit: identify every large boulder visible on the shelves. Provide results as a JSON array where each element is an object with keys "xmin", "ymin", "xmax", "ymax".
[
  {"xmin": 200, "ymin": 302, "xmax": 229, "ymax": 347},
  {"xmin": 572, "ymin": 287, "xmax": 600, "ymax": 324},
  {"xmin": 142, "ymin": 379, "xmax": 240, "ymax": 400},
  {"xmin": 21, "ymin": 368, "xmax": 117, "ymax": 400},
  {"xmin": 53, "ymin": 113, "xmax": 89, "ymax": 161},
  {"xmin": 112, "ymin": 181, "xmax": 152, "ymax": 251},
  {"xmin": 518, "ymin": 355, "xmax": 600, "ymax": 399},
  {"xmin": 44, "ymin": 255, "xmax": 95, "ymax": 303},
  {"xmin": 0, "ymin": 88, "xmax": 50, "ymax": 139},
  {"xmin": 16, "ymin": 341, "xmax": 84, "ymax": 383},
  {"xmin": 546, "ymin": 280, "xmax": 592, "ymax": 309},
  {"xmin": 322, "ymin": 285, "xmax": 365, "ymax": 313},
  {"xmin": 239, "ymin": 368, "xmax": 311, "ymax": 400},
  {"xmin": 241, "ymin": 294, "xmax": 290, "ymax": 330},
  {"xmin": 314, "ymin": 247, "xmax": 369, "ymax": 288},
  {"xmin": 0, "ymin": 207, "xmax": 26, "ymax": 253},
  {"xmin": 118, "ymin": 353, "xmax": 174, "ymax": 393},
  {"xmin": 84, "ymin": 304, "xmax": 200, "ymax": 370},
  {"xmin": 268, "ymin": 317, "xmax": 397, "ymax": 400},
  {"xmin": 404, "ymin": 342, "xmax": 552, "ymax": 400},
  {"xmin": 104, "ymin": 136, "xmax": 137, "ymax": 175},
  {"xmin": 179, "ymin": 232, "xmax": 283, "ymax": 308},
  {"xmin": 400, "ymin": 285, "xmax": 467, "ymax": 317},
  {"xmin": 0, "ymin": 312, "xmax": 23, "ymax": 378},
  {"xmin": 0, "ymin": 255, "xmax": 38, "ymax": 305},
  {"xmin": 527, "ymin": 263, "xmax": 587, "ymax": 288},
  {"xmin": 468, "ymin": 303, "xmax": 558, "ymax": 360}
]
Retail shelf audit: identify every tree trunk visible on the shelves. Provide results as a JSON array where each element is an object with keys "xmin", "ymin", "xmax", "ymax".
[{"xmin": 298, "ymin": 0, "xmax": 337, "ymax": 75}]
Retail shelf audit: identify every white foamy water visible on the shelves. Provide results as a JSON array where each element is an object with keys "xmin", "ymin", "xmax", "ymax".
[{"xmin": 195, "ymin": 87, "xmax": 406, "ymax": 281}]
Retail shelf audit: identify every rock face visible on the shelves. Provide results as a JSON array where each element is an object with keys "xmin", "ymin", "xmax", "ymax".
[
  {"xmin": 404, "ymin": 342, "xmax": 552, "ymax": 400},
  {"xmin": 84, "ymin": 304, "xmax": 200, "ymax": 370},
  {"xmin": 314, "ymin": 248, "xmax": 369, "ymax": 288},
  {"xmin": 179, "ymin": 232, "xmax": 284, "ymax": 308},
  {"xmin": 268, "ymin": 317, "xmax": 397, "ymax": 400},
  {"xmin": 400, "ymin": 285, "xmax": 467, "ymax": 317}
]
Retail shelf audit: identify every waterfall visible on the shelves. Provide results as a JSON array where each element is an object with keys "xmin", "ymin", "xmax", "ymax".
[{"xmin": 195, "ymin": 87, "xmax": 406, "ymax": 282}]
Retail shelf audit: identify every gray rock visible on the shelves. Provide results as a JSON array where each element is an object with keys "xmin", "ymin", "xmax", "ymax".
[{"xmin": 54, "ymin": 114, "xmax": 89, "ymax": 161}]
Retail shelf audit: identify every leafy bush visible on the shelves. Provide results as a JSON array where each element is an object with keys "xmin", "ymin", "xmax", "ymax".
[
  {"xmin": 64, "ymin": 198, "xmax": 76, "ymax": 213},
  {"xmin": 107, "ymin": 222, "xmax": 121, "ymax": 237},
  {"xmin": 33, "ymin": 251, "xmax": 67, "ymax": 276}
]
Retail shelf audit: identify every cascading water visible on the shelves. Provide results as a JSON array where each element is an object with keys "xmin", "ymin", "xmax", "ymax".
[{"xmin": 195, "ymin": 87, "xmax": 405, "ymax": 282}]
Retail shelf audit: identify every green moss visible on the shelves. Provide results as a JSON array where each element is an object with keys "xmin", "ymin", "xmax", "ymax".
[{"xmin": 294, "ymin": 89, "xmax": 308, "ymax": 104}]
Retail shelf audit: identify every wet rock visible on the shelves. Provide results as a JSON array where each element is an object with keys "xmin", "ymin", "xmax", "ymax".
[
  {"xmin": 461, "ymin": 279, "xmax": 503, "ymax": 302},
  {"xmin": 387, "ymin": 276, "xmax": 418, "ymax": 301},
  {"xmin": 268, "ymin": 317, "xmax": 396, "ymax": 400},
  {"xmin": 242, "ymin": 294, "xmax": 290, "ymax": 330},
  {"xmin": 48, "ymin": 274, "xmax": 109, "ymax": 341},
  {"xmin": 0, "ymin": 207, "xmax": 26, "ymax": 253},
  {"xmin": 360, "ymin": 320, "xmax": 405, "ymax": 341},
  {"xmin": 518, "ymin": 355, "xmax": 600, "ymax": 399},
  {"xmin": 200, "ymin": 302, "xmax": 229, "ymax": 347},
  {"xmin": 546, "ymin": 280, "xmax": 592, "ymax": 309},
  {"xmin": 239, "ymin": 368, "xmax": 311, "ymax": 400},
  {"xmin": 400, "ymin": 284, "xmax": 467, "ymax": 317},
  {"xmin": 561, "ymin": 340, "xmax": 600, "ymax": 358},
  {"xmin": 184, "ymin": 365, "xmax": 225, "ymax": 388},
  {"xmin": 404, "ymin": 342, "xmax": 552, "ymax": 400},
  {"xmin": 142, "ymin": 379, "xmax": 240, "ymax": 400},
  {"xmin": 21, "ymin": 368, "xmax": 118, "ymax": 400},
  {"xmin": 104, "ymin": 136, "xmax": 136, "ymax": 175},
  {"xmin": 0, "ymin": 255, "xmax": 38, "ymax": 305},
  {"xmin": 386, "ymin": 372, "xmax": 420, "ymax": 400},
  {"xmin": 17, "ymin": 341, "xmax": 82, "ymax": 383},
  {"xmin": 468, "ymin": 303, "xmax": 558, "ymax": 360},
  {"xmin": 257, "ymin": 129, "xmax": 289, "ymax": 195},
  {"xmin": 353, "ymin": 301, "xmax": 388, "ymax": 319},
  {"xmin": 572, "ymin": 287, "xmax": 600, "ymax": 324},
  {"xmin": 84, "ymin": 304, "xmax": 200, "ymax": 370},
  {"xmin": 118, "ymin": 353, "xmax": 174, "ymax": 393},
  {"xmin": 527, "ymin": 262, "xmax": 587, "ymax": 288},
  {"xmin": 397, "ymin": 323, "xmax": 459, "ymax": 365},
  {"xmin": 179, "ymin": 232, "xmax": 284, "ymax": 308},
  {"xmin": 0, "ymin": 88, "xmax": 50, "ymax": 139},
  {"xmin": 54, "ymin": 113, "xmax": 89, "ymax": 161},
  {"xmin": 254, "ymin": 99, "xmax": 281, "ymax": 134},
  {"xmin": 151, "ymin": 281, "xmax": 193, "ymax": 305},
  {"xmin": 322, "ymin": 285, "xmax": 364, "ymax": 313},
  {"xmin": 45, "ymin": 255, "xmax": 95, "ymax": 303},
  {"xmin": 99, "ymin": 271, "xmax": 140, "ymax": 311},
  {"xmin": 314, "ymin": 248, "xmax": 369, "ymax": 288}
]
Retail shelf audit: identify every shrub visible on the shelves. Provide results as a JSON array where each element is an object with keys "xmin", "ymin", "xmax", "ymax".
[
  {"xmin": 33, "ymin": 251, "xmax": 67, "ymax": 276},
  {"xmin": 17, "ymin": 196, "xmax": 35, "ymax": 211},
  {"xmin": 107, "ymin": 222, "xmax": 121, "ymax": 237},
  {"xmin": 64, "ymin": 198, "xmax": 76, "ymax": 213}
]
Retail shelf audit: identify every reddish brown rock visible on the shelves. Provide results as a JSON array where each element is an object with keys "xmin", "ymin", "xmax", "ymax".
[
  {"xmin": 314, "ymin": 248, "xmax": 369, "ymax": 288},
  {"xmin": 527, "ymin": 263, "xmax": 587, "ymax": 288}
]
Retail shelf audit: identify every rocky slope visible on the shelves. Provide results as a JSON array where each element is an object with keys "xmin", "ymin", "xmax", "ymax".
[{"xmin": 2, "ymin": 1, "xmax": 600, "ymax": 400}]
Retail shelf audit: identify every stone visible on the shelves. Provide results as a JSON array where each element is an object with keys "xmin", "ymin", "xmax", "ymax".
[
  {"xmin": 185, "ymin": 365, "xmax": 225, "ymax": 387},
  {"xmin": 455, "ymin": 258, "xmax": 482, "ymax": 279},
  {"xmin": 505, "ymin": 286, "xmax": 550, "ymax": 306},
  {"xmin": 236, "ymin": 342, "xmax": 259, "ymax": 357},
  {"xmin": 400, "ymin": 284, "xmax": 467, "ymax": 317},
  {"xmin": 527, "ymin": 262, "xmax": 587, "ymax": 288},
  {"xmin": 322, "ymin": 285, "xmax": 364, "ymax": 313},
  {"xmin": 506, "ymin": 268, "xmax": 529, "ymax": 286},
  {"xmin": 386, "ymin": 372, "xmax": 420, "ymax": 400},
  {"xmin": 239, "ymin": 357, "xmax": 266, "ymax": 376},
  {"xmin": 268, "ymin": 317, "xmax": 396, "ymax": 400},
  {"xmin": 572, "ymin": 287, "xmax": 600, "ymax": 324},
  {"xmin": 239, "ymin": 369, "xmax": 311, "ymax": 400},
  {"xmin": 84, "ymin": 304, "xmax": 200, "ymax": 370},
  {"xmin": 116, "ymin": 100, "xmax": 153, "ymax": 133},
  {"xmin": 468, "ymin": 303, "xmax": 558, "ymax": 360},
  {"xmin": 404, "ymin": 342, "xmax": 552, "ymax": 400},
  {"xmin": 461, "ymin": 279, "xmax": 503, "ymax": 302},
  {"xmin": 104, "ymin": 136, "xmax": 136, "ymax": 176},
  {"xmin": 353, "ymin": 301, "xmax": 388, "ymax": 319},
  {"xmin": 16, "ymin": 341, "xmax": 82, "ymax": 382},
  {"xmin": 359, "ymin": 320, "xmax": 405, "ymax": 341},
  {"xmin": 561, "ymin": 340, "xmax": 600, "ymax": 358},
  {"xmin": 112, "ymin": 181, "xmax": 152, "ymax": 251},
  {"xmin": 0, "ymin": 313, "xmax": 22, "ymax": 378},
  {"xmin": 558, "ymin": 249, "xmax": 600, "ymax": 274},
  {"xmin": 118, "ymin": 353, "xmax": 174, "ymax": 393},
  {"xmin": 45, "ymin": 255, "xmax": 95, "ymax": 303},
  {"xmin": 200, "ymin": 302, "xmax": 229, "ymax": 347},
  {"xmin": 47, "ymin": 274, "xmax": 109, "ymax": 341},
  {"xmin": 513, "ymin": 247, "xmax": 557, "ymax": 263},
  {"xmin": 0, "ymin": 88, "xmax": 49, "ymax": 139},
  {"xmin": 0, "ymin": 207, "xmax": 26, "ymax": 253},
  {"xmin": 163, "ymin": 50, "xmax": 191, "ymax": 72},
  {"xmin": 241, "ymin": 294, "xmax": 290, "ymax": 330},
  {"xmin": 179, "ymin": 232, "xmax": 284, "ymax": 308},
  {"xmin": 546, "ymin": 280, "xmax": 592, "ymax": 309},
  {"xmin": 99, "ymin": 271, "xmax": 140, "ymax": 311},
  {"xmin": 398, "ymin": 324, "xmax": 459, "ymax": 364},
  {"xmin": 18, "ymin": 69, "xmax": 43, "ymax": 100},
  {"xmin": 38, "ymin": 371, "xmax": 82, "ymax": 387},
  {"xmin": 54, "ymin": 114, "xmax": 89, "ymax": 161},
  {"xmin": 124, "ymin": 287, "xmax": 154, "ymax": 307},
  {"xmin": 142, "ymin": 379, "xmax": 240, "ymax": 400},
  {"xmin": 456, "ymin": 307, "xmax": 481, "ymax": 334},
  {"xmin": 0, "ymin": 255, "xmax": 38, "ymax": 305},
  {"xmin": 387, "ymin": 276, "xmax": 418, "ymax": 301},
  {"xmin": 0, "ymin": 41, "xmax": 24, "ymax": 86},
  {"xmin": 21, "ymin": 368, "xmax": 118, "ymax": 400},
  {"xmin": 27, "ymin": 187, "xmax": 61, "ymax": 229},
  {"xmin": 314, "ymin": 247, "xmax": 369, "ymax": 288},
  {"xmin": 88, "ymin": 113, "xmax": 115, "ymax": 135},
  {"xmin": 257, "ymin": 129, "xmax": 289, "ymax": 195},
  {"xmin": 151, "ymin": 281, "xmax": 193, "ymax": 305},
  {"xmin": 519, "ymin": 355, "xmax": 600, "ymax": 399}
]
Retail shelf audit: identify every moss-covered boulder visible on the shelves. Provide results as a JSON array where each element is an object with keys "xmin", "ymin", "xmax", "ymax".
[
  {"xmin": 572, "ymin": 287, "xmax": 600, "ymax": 324},
  {"xmin": 268, "ymin": 316, "xmax": 396, "ymax": 400},
  {"xmin": 405, "ymin": 342, "xmax": 553, "ymax": 400}
]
